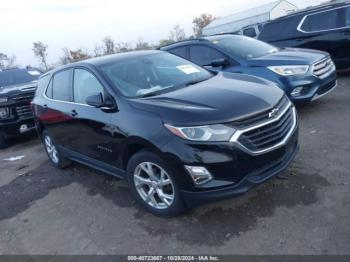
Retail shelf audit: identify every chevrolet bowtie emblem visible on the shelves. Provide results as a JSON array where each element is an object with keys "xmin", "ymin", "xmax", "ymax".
[{"xmin": 268, "ymin": 108, "xmax": 279, "ymax": 118}]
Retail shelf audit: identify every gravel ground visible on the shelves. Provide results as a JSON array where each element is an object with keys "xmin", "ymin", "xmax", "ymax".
[{"xmin": 0, "ymin": 74, "xmax": 349, "ymax": 255}]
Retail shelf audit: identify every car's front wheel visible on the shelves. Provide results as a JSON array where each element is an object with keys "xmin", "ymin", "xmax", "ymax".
[
  {"xmin": 127, "ymin": 150, "xmax": 186, "ymax": 217},
  {"xmin": 42, "ymin": 130, "xmax": 71, "ymax": 169}
]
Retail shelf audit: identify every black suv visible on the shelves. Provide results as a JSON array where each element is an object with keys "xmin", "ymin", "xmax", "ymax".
[
  {"xmin": 32, "ymin": 51, "xmax": 298, "ymax": 216},
  {"xmin": 258, "ymin": 2, "xmax": 350, "ymax": 69},
  {"xmin": 0, "ymin": 67, "xmax": 42, "ymax": 148}
]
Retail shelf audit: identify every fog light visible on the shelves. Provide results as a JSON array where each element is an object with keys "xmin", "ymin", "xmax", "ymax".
[
  {"xmin": 19, "ymin": 124, "xmax": 28, "ymax": 133},
  {"xmin": 184, "ymin": 165, "xmax": 213, "ymax": 185},
  {"xmin": 290, "ymin": 86, "xmax": 304, "ymax": 97}
]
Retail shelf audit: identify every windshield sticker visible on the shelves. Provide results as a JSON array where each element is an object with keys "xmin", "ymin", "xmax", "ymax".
[
  {"xmin": 28, "ymin": 70, "xmax": 41, "ymax": 76},
  {"xmin": 177, "ymin": 65, "xmax": 200, "ymax": 74}
]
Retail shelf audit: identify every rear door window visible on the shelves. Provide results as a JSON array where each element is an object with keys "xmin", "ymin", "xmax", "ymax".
[
  {"xmin": 36, "ymin": 74, "xmax": 51, "ymax": 97},
  {"xmin": 52, "ymin": 69, "xmax": 72, "ymax": 101},
  {"xmin": 258, "ymin": 17, "xmax": 299, "ymax": 41},
  {"xmin": 346, "ymin": 6, "xmax": 350, "ymax": 26},
  {"xmin": 168, "ymin": 46, "xmax": 187, "ymax": 59},
  {"xmin": 300, "ymin": 7, "xmax": 346, "ymax": 32},
  {"xmin": 189, "ymin": 45, "xmax": 226, "ymax": 66}
]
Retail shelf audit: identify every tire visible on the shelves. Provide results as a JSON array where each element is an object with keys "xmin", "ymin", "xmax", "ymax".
[
  {"xmin": 0, "ymin": 131, "xmax": 8, "ymax": 149},
  {"xmin": 127, "ymin": 150, "xmax": 186, "ymax": 217},
  {"xmin": 42, "ymin": 130, "xmax": 71, "ymax": 169}
]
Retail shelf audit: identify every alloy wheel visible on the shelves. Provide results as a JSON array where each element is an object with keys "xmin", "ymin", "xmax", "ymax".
[
  {"xmin": 44, "ymin": 135, "xmax": 59, "ymax": 164},
  {"xmin": 133, "ymin": 162, "xmax": 175, "ymax": 209}
]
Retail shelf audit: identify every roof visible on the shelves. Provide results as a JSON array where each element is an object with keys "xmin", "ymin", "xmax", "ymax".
[
  {"xmin": 206, "ymin": 1, "xmax": 282, "ymax": 29},
  {"xmin": 273, "ymin": 1, "xmax": 350, "ymax": 21},
  {"xmin": 47, "ymin": 50, "xmax": 163, "ymax": 75},
  {"xmin": 79, "ymin": 50, "xmax": 162, "ymax": 66},
  {"xmin": 159, "ymin": 35, "xmax": 249, "ymax": 50}
]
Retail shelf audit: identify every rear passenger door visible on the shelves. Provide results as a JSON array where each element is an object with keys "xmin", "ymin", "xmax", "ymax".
[{"xmin": 42, "ymin": 68, "xmax": 76, "ymax": 148}]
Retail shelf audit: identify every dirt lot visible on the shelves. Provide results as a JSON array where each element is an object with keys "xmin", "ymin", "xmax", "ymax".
[{"xmin": 0, "ymin": 74, "xmax": 349, "ymax": 255}]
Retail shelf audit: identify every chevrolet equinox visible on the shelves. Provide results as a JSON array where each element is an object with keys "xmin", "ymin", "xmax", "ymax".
[{"xmin": 32, "ymin": 51, "xmax": 299, "ymax": 216}]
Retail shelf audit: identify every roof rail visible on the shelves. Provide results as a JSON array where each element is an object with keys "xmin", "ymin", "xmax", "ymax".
[
  {"xmin": 158, "ymin": 38, "xmax": 206, "ymax": 49},
  {"xmin": 274, "ymin": 1, "xmax": 350, "ymax": 20}
]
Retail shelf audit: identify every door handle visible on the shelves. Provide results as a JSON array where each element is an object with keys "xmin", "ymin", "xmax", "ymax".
[
  {"xmin": 70, "ymin": 110, "xmax": 78, "ymax": 117},
  {"xmin": 43, "ymin": 104, "xmax": 48, "ymax": 109}
]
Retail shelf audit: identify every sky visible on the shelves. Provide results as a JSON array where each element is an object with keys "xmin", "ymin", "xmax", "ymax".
[{"xmin": 0, "ymin": 0, "xmax": 326, "ymax": 67}]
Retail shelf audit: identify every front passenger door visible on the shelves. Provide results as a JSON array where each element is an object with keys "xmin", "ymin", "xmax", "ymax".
[
  {"xmin": 188, "ymin": 45, "xmax": 233, "ymax": 73},
  {"xmin": 67, "ymin": 68, "xmax": 115, "ymax": 163}
]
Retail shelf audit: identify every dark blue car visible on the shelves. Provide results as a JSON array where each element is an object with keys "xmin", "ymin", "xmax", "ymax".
[{"xmin": 160, "ymin": 35, "xmax": 337, "ymax": 103}]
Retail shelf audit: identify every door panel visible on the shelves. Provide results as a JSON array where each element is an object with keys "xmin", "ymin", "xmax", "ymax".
[
  {"xmin": 67, "ymin": 68, "xmax": 115, "ymax": 164},
  {"xmin": 40, "ymin": 69, "xmax": 75, "ymax": 147}
]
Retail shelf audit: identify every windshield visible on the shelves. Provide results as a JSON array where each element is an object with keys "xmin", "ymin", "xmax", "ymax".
[
  {"xmin": 0, "ymin": 68, "xmax": 41, "ymax": 87},
  {"xmin": 212, "ymin": 36, "xmax": 278, "ymax": 59},
  {"xmin": 98, "ymin": 52, "xmax": 212, "ymax": 98}
]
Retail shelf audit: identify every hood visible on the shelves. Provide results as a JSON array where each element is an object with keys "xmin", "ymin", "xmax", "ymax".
[
  {"xmin": 248, "ymin": 48, "xmax": 329, "ymax": 67},
  {"xmin": 129, "ymin": 73, "xmax": 284, "ymax": 126},
  {"xmin": 0, "ymin": 81, "xmax": 37, "ymax": 96}
]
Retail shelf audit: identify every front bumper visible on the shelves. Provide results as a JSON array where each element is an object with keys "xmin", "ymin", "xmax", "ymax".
[
  {"xmin": 181, "ymin": 134, "xmax": 298, "ymax": 207},
  {"xmin": 280, "ymin": 70, "xmax": 337, "ymax": 103},
  {"xmin": 163, "ymin": 123, "xmax": 299, "ymax": 207},
  {"xmin": 0, "ymin": 117, "xmax": 36, "ymax": 138}
]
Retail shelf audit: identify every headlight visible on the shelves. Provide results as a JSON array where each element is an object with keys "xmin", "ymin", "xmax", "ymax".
[
  {"xmin": 164, "ymin": 124, "xmax": 236, "ymax": 142},
  {"xmin": 0, "ymin": 97, "xmax": 8, "ymax": 103},
  {"xmin": 0, "ymin": 107, "xmax": 9, "ymax": 119},
  {"xmin": 268, "ymin": 65, "xmax": 309, "ymax": 76}
]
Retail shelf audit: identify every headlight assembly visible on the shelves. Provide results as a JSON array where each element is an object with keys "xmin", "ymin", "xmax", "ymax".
[
  {"xmin": 268, "ymin": 65, "xmax": 309, "ymax": 76},
  {"xmin": 164, "ymin": 124, "xmax": 236, "ymax": 142}
]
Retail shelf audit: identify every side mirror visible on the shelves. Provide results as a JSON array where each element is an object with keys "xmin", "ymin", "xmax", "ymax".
[
  {"xmin": 86, "ymin": 93, "xmax": 104, "ymax": 108},
  {"xmin": 211, "ymin": 58, "xmax": 229, "ymax": 67}
]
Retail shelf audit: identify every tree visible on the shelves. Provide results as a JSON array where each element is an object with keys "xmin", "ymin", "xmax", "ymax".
[
  {"xmin": 0, "ymin": 53, "xmax": 16, "ymax": 69},
  {"xmin": 158, "ymin": 38, "xmax": 174, "ymax": 47},
  {"xmin": 169, "ymin": 25, "xmax": 186, "ymax": 42},
  {"xmin": 60, "ymin": 48, "xmax": 90, "ymax": 64},
  {"xmin": 135, "ymin": 37, "xmax": 152, "ymax": 50},
  {"xmin": 115, "ymin": 42, "xmax": 133, "ymax": 53},
  {"xmin": 32, "ymin": 41, "xmax": 48, "ymax": 70},
  {"xmin": 192, "ymin": 13, "xmax": 215, "ymax": 37},
  {"xmin": 102, "ymin": 36, "xmax": 116, "ymax": 55},
  {"xmin": 6, "ymin": 55, "xmax": 16, "ymax": 68},
  {"xmin": 93, "ymin": 44, "xmax": 104, "ymax": 57},
  {"xmin": 0, "ymin": 53, "xmax": 8, "ymax": 69}
]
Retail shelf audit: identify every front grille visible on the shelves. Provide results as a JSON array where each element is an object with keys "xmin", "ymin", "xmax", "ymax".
[
  {"xmin": 237, "ymin": 106, "xmax": 295, "ymax": 152},
  {"xmin": 12, "ymin": 92, "xmax": 35, "ymax": 103},
  {"xmin": 316, "ymin": 80, "xmax": 336, "ymax": 95},
  {"xmin": 16, "ymin": 104, "xmax": 33, "ymax": 117},
  {"xmin": 232, "ymin": 95, "xmax": 289, "ymax": 128},
  {"xmin": 313, "ymin": 57, "xmax": 335, "ymax": 78}
]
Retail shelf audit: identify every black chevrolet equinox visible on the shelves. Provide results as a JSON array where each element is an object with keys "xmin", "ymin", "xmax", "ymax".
[{"xmin": 32, "ymin": 51, "xmax": 299, "ymax": 216}]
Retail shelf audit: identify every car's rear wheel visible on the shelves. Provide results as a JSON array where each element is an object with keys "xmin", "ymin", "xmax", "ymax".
[
  {"xmin": 42, "ymin": 130, "xmax": 71, "ymax": 168},
  {"xmin": 0, "ymin": 131, "xmax": 8, "ymax": 149},
  {"xmin": 127, "ymin": 150, "xmax": 186, "ymax": 217}
]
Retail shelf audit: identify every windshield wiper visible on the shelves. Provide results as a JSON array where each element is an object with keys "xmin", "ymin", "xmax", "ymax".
[{"xmin": 139, "ymin": 92, "xmax": 158, "ymax": 98}]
